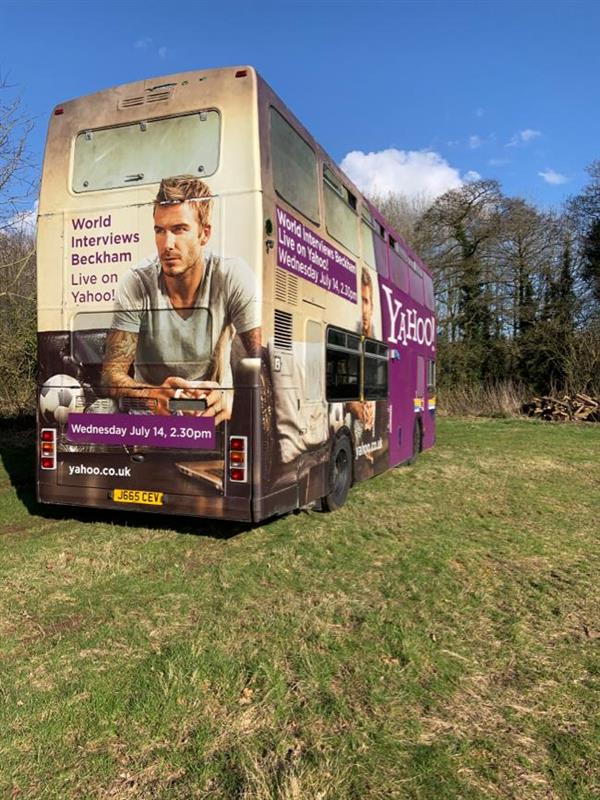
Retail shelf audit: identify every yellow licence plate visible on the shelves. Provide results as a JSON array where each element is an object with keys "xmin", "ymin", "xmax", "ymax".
[{"xmin": 113, "ymin": 488, "xmax": 163, "ymax": 506}]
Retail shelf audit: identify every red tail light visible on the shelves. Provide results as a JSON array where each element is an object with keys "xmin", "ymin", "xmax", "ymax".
[
  {"xmin": 228, "ymin": 435, "xmax": 247, "ymax": 482},
  {"xmin": 40, "ymin": 428, "xmax": 57, "ymax": 470}
]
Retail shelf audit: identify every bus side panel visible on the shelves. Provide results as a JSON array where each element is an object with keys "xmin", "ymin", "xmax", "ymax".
[{"xmin": 379, "ymin": 276, "xmax": 436, "ymax": 466}]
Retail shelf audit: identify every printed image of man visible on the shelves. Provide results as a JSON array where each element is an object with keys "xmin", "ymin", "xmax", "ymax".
[
  {"xmin": 346, "ymin": 267, "xmax": 386, "ymax": 477},
  {"xmin": 359, "ymin": 265, "xmax": 375, "ymax": 339},
  {"xmin": 101, "ymin": 175, "xmax": 260, "ymax": 425},
  {"xmin": 346, "ymin": 268, "xmax": 376, "ymax": 433}
]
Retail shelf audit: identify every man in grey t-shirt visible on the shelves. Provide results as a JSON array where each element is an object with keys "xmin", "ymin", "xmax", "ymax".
[{"xmin": 101, "ymin": 175, "xmax": 260, "ymax": 425}]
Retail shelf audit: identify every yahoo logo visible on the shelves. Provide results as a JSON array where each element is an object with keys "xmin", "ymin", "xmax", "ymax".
[{"xmin": 381, "ymin": 284, "xmax": 435, "ymax": 349}]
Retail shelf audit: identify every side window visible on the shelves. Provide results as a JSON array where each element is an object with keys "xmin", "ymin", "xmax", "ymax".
[
  {"xmin": 424, "ymin": 273, "xmax": 435, "ymax": 310},
  {"xmin": 363, "ymin": 339, "xmax": 389, "ymax": 400},
  {"xmin": 305, "ymin": 320, "xmax": 323, "ymax": 402},
  {"xmin": 417, "ymin": 356, "xmax": 425, "ymax": 396},
  {"xmin": 270, "ymin": 107, "xmax": 319, "ymax": 223},
  {"xmin": 360, "ymin": 207, "xmax": 376, "ymax": 270},
  {"xmin": 326, "ymin": 327, "xmax": 361, "ymax": 401},
  {"xmin": 389, "ymin": 236, "xmax": 409, "ymax": 292},
  {"xmin": 323, "ymin": 166, "xmax": 359, "ymax": 255},
  {"xmin": 427, "ymin": 360, "xmax": 436, "ymax": 394},
  {"xmin": 409, "ymin": 262, "xmax": 425, "ymax": 305},
  {"xmin": 373, "ymin": 222, "xmax": 388, "ymax": 279}
]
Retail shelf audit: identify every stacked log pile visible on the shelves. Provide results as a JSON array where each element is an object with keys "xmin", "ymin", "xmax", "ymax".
[{"xmin": 522, "ymin": 394, "xmax": 600, "ymax": 422}]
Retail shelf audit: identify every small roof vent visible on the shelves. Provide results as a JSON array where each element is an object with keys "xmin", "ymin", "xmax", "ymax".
[{"xmin": 118, "ymin": 84, "xmax": 175, "ymax": 110}]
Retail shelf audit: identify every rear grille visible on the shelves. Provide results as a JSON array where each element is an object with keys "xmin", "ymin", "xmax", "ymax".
[
  {"xmin": 274, "ymin": 309, "xmax": 293, "ymax": 351},
  {"xmin": 274, "ymin": 268, "xmax": 299, "ymax": 306},
  {"xmin": 119, "ymin": 96, "xmax": 144, "ymax": 108},
  {"xmin": 146, "ymin": 90, "xmax": 171, "ymax": 103}
]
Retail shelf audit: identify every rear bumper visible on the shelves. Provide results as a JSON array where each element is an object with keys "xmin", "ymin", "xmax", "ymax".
[{"xmin": 37, "ymin": 482, "xmax": 252, "ymax": 522}]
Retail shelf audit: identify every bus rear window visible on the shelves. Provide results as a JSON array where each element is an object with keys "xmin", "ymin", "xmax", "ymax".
[{"xmin": 72, "ymin": 110, "xmax": 220, "ymax": 193}]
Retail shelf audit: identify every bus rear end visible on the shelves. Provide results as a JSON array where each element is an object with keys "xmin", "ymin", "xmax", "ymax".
[{"xmin": 37, "ymin": 67, "xmax": 263, "ymax": 522}]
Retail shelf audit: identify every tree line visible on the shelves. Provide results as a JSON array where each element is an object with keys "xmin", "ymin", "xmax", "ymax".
[{"xmin": 374, "ymin": 166, "xmax": 600, "ymax": 398}]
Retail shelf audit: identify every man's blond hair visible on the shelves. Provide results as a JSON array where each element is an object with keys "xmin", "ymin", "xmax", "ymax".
[{"xmin": 154, "ymin": 175, "xmax": 213, "ymax": 228}]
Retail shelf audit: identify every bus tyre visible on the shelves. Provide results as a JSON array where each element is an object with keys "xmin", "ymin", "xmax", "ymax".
[
  {"xmin": 407, "ymin": 418, "xmax": 422, "ymax": 466},
  {"xmin": 321, "ymin": 436, "xmax": 352, "ymax": 512}
]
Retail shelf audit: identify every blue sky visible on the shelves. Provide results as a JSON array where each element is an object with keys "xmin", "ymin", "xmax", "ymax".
[{"xmin": 2, "ymin": 0, "xmax": 599, "ymax": 212}]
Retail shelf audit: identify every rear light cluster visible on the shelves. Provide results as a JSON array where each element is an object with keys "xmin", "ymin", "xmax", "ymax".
[
  {"xmin": 40, "ymin": 428, "xmax": 57, "ymax": 470},
  {"xmin": 229, "ymin": 436, "xmax": 247, "ymax": 482}
]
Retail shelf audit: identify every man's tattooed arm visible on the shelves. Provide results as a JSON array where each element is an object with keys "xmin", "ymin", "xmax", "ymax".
[
  {"xmin": 239, "ymin": 326, "xmax": 262, "ymax": 358},
  {"xmin": 101, "ymin": 329, "xmax": 143, "ymax": 399}
]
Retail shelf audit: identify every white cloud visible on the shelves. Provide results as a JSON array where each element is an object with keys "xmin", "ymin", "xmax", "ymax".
[
  {"xmin": 538, "ymin": 169, "xmax": 568, "ymax": 185},
  {"xmin": 340, "ymin": 148, "xmax": 468, "ymax": 202},
  {"xmin": 507, "ymin": 128, "xmax": 542, "ymax": 147},
  {"xmin": 134, "ymin": 37, "xmax": 152, "ymax": 49},
  {"xmin": 158, "ymin": 46, "xmax": 168, "ymax": 59},
  {"xmin": 6, "ymin": 201, "xmax": 38, "ymax": 235},
  {"xmin": 464, "ymin": 170, "xmax": 482, "ymax": 182},
  {"xmin": 468, "ymin": 135, "xmax": 483, "ymax": 149}
]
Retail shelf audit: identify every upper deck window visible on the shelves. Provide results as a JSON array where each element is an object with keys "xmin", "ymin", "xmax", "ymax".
[
  {"xmin": 409, "ymin": 259, "xmax": 425, "ymax": 305},
  {"xmin": 72, "ymin": 110, "xmax": 220, "ymax": 193},
  {"xmin": 360, "ymin": 206, "xmax": 376, "ymax": 270},
  {"xmin": 270, "ymin": 108, "xmax": 319, "ymax": 223},
  {"xmin": 323, "ymin": 166, "xmax": 359, "ymax": 255}
]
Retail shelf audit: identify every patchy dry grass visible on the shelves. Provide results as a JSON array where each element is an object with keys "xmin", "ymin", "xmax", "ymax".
[
  {"xmin": 0, "ymin": 417, "xmax": 599, "ymax": 799},
  {"xmin": 438, "ymin": 382, "xmax": 527, "ymax": 418}
]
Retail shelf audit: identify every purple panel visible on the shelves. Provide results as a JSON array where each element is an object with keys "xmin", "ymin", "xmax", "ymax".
[
  {"xmin": 378, "ymin": 276, "xmax": 436, "ymax": 467},
  {"xmin": 276, "ymin": 206, "xmax": 357, "ymax": 303},
  {"xmin": 67, "ymin": 412, "xmax": 216, "ymax": 449}
]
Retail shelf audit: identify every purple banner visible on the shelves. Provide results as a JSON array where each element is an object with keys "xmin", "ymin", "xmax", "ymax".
[
  {"xmin": 276, "ymin": 206, "xmax": 357, "ymax": 303},
  {"xmin": 67, "ymin": 413, "xmax": 216, "ymax": 449}
]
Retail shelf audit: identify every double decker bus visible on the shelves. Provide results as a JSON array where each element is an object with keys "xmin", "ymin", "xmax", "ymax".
[{"xmin": 36, "ymin": 66, "xmax": 436, "ymax": 522}]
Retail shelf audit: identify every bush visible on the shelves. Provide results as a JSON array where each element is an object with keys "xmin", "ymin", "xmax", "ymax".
[{"xmin": 0, "ymin": 229, "xmax": 36, "ymax": 416}]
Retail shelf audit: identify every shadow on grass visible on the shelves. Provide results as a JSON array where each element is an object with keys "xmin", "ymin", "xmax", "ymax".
[{"xmin": 0, "ymin": 415, "xmax": 255, "ymax": 540}]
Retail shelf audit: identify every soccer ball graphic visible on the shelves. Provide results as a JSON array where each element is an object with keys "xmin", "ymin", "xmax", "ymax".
[{"xmin": 39, "ymin": 375, "xmax": 84, "ymax": 425}]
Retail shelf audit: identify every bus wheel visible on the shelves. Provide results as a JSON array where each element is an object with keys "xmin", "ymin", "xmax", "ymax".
[
  {"xmin": 407, "ymin": 418, "xmax": 422, "ymax": 466},
  {"xmin": 321, "ymin": 436, "xmax": 352, "ymax": 512}
]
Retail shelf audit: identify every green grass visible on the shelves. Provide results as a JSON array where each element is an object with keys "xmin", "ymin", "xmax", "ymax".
[{"xmin": 0, "ymin": 417, "xmax": 599, "ymax": 799}]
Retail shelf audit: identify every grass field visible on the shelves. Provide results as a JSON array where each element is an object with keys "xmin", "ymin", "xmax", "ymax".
[{"xmin": 0, "ymin": 417, "xmax": 599, "ymax": 799}]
